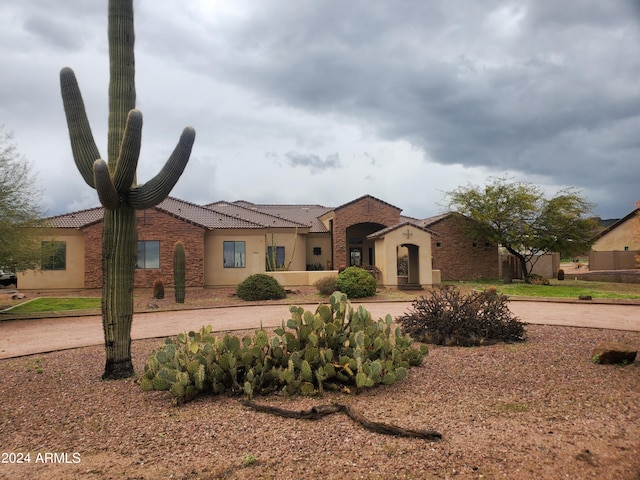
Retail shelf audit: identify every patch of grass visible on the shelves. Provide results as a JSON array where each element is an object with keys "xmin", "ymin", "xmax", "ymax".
[
  {"xmin": 496, "ymin": 401, "xmax": 529, "ymax": 413},
  {"xmin": 446, "ymin": 279, "xmax": 640, "ymax": 300},
  {"xmin": 7, "ymin": 297, "xmax": 101, "ymax": 313},
  {"xmin": 25, "ymin": 357, "xmax": 43, "ymax": 374}
]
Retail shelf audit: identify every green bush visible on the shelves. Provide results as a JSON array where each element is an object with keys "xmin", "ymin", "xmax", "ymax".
[
  {"xmin": 236, "ymin": 274, "xmax": 286, "ymax": 301},
  {"xmin": 314, "ymin": 276, "xmax": 338, "ymax": 295},
  {"xmin": 398, "ymin": 285, "xmax": 526, "ymax": 347},
  {"xmin": 140, "ymin": 291, "xmax": 428, "ymax": 404},
  {"xmin": 336, "ymin": 266, "xmax": 377, "ymax": 298}
]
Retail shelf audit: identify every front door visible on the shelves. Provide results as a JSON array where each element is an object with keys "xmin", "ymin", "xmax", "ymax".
[{"xmin": 350, "ymin": 248, "xmax": 362, "ymax": 267}]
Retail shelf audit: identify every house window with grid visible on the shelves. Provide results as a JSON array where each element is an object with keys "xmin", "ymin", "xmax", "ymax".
[
  {"xmin": 137, "ymin": 241, "xmax": 160, "ymax": 269},
  {"xmin": 266, "ymin": 245, "xmax": 285, "ymax": 271},
  {"xmin": 41, "ymin": 241, "xmax": 66, "ymax": 270},
  {"xmin": 224, "ymin": 241, "xmax": 246, "ymax": 268}
]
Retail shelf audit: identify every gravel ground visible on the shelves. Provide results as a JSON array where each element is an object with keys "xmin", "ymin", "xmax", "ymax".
[{"xmin": 1, "ymin": 321, "xmax": 639, "ymax": 480}]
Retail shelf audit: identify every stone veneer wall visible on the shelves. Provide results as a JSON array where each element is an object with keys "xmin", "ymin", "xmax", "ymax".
[
  {"xmin": 332, "ymin": 197, "xmax": 401, "ymax": 269},
  {"xmin": 429, "ymin": 215, "xmax": 499, "ymax": 281},
  {"xmin": 82, "ymin": 208, "xmax": 206, "ymax": 288}
]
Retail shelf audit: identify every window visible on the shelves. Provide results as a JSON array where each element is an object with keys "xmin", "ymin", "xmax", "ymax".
[
  {"xmin": 435, "ymin": 242, "xmax": 441, "ymax": 247},
  {"xmin": 313, "ymin": 247, "xmax": 322, "ymax": 256},
  {"xmin": 224, "ymin": 241, "xmax": 245, "ymax": 268},
  {"xmin": 41, "ymin": 241, "xmax": 66, "ymax": 270},
  {"xmin": 137, "ymin": 241, "xmax": 160, "ymax": 269},
  {"xmin": 624, "ymin": 246, "xmax": 630, "ymax": 251},
  {"xmin": 266, "ymin": 246, "xmax": 285, "ymax": 271}
]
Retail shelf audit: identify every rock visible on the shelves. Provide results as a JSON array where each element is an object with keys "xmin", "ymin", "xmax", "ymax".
[
  {"xmin": 579, "ymin": 295, "xmax": 592, "ymax": 301},
  {"xmin": 147, "ymin": 303, "xmax": 159, "ymax": 309},
  {"xmin": 592, "ymin": 342, "xmax": 637, "ymax": 364},
  {"xmin": 11, "ymin": 293, "xmax": 26, "ymax": 300}
]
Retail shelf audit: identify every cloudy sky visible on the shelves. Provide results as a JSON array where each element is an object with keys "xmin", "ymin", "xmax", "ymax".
[{"xmin": 1, "ymin": 1, "xmax": 639, "ymax": 220}]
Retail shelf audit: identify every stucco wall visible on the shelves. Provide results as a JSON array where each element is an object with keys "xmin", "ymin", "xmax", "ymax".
[
  {"xmin": 592, "ymin": 216, "xmax": 639, "ymax": 251},
  {"xmin": 266, "ymin": 270, "xmax": 338, "ymax": 287},
  {"xmin": 204, "ymin": 230, "xmax": 266, "ymax": 286},
  {"xmin": 264, "ymin": 229, "xmax": 308, "ymax": 271},
  {"xmin": 373, "ymin": 225, "xmax": 433, "ymax": 286},
  {"xmin": 17, "ymin": 228, "xmax": 85, "ymax": 289},
  {"xmin": 305, "ymin": 233, "xmax": 332, "ymax": 270}
]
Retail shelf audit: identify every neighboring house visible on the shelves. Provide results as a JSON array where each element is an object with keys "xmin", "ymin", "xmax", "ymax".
[
  {"xmin": 18, "ymin": 194, "xmax": 500, "ymax": 290},
  {"xmin": 589, "ymin": 206, "xmax": 639, "ymax": 271}
]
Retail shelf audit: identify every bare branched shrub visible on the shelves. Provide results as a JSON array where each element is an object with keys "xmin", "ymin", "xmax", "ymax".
[{"xmin": 397, "ymin": 285, "xmax": 526, "ymax": 346}]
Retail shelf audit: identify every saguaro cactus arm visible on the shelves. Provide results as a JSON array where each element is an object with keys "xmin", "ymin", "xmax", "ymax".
[
  {"xmin": 93, "ymin": 159, "xmax": 120, "ymax": 210},
  {"xmin": 127, "ymin": 126, "xmax": 195, "ymax": 209},
  {"xmin": 60, "ymin": 67, "xmax": 101, "ymax": 188},
  {"xmin": 112, "ymin": 109, "xmax": 143, "ymax": 192}
]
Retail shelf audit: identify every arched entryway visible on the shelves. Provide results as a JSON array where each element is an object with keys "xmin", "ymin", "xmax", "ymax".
[
  {"xmin": 368, "ymin": 222, "xmax": 434, "ymax": 287},
  {"xmin": 345, "ymin": 222, "xmax": 386, "ymax": 267},
  {"xmin": 397, "ymin": 243, "xmax": 421, "ymax": 288}
]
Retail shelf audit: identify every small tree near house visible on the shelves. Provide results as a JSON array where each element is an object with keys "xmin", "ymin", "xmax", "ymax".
[{"xmin": 444, "ymin": 177, "xmax": 598, "ymax": 279}]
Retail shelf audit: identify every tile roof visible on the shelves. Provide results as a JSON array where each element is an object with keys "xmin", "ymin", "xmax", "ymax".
[
  {"xmin": 333, "ymin": 194, "xmax": 402, "ymax": 213},
  {"xmin": 592, "ymin": 207, "xmax": 639, "ymax": 240},
  {"xmin": 44, "ymin": 197, "xmax": 318, "ymax": 230},
  {"xmin": 44, "ymin": 195, "xmax": 442, "ymax": 234},
  {"xmin": 366, "ymin": 221, "xmax": 439, "ymax": 239},
  {"xmin": 417, "ymin": 213, "xmax": 452, "ymax": 227},
  {"xmin": 205, "ymin": 201, "xmax": 312, "ymax": 229},
  {"xmin": 46, "ymin": 207, "xmax": 104, "ymax": 228},
  {"xmin": 231, "ymin": 202, "xmax": 332, "ymax": 232},
  {"xmin": 157, "ymin": 197, "xmax": 262, "ymax": 229}
]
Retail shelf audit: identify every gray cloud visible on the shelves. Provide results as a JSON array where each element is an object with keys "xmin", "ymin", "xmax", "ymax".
[
  {"xmin": 1, "ymin": 0, "xmax": 638, "ymax": 219},
  {"xmin": 285, "ymin": 152, "xmax": 342, "ymax": 174}
]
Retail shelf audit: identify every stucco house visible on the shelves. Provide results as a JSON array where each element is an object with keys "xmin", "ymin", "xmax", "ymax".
[
  {"xmin": 18, "ymin": 194, "xmax": 499, "ymax": 290},
  {"xmin": 589, "ymin": 206, "xmax": 639, "ymax": 271}
]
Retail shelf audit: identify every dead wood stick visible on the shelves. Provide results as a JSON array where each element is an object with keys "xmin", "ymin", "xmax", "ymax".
[
  {"xmin": 342, "ymin": 404, "xmax": 442, "ymax": 440},
  {"xmin": 242, "ymin": 400, "xmax": 442, "ymax": 440}
]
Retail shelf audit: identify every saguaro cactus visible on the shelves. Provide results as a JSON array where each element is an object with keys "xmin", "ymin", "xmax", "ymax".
[
  {"xmin": 60, "ymin": 0, "xmax": 195, "ymax": 379},
  {"xmin": 173, "ymin": 241, "xmax": 186, "ymax": 304}
]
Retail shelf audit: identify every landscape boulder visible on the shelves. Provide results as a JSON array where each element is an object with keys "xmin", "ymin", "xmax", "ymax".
[{"xmin": 592, "ymin": 342, "xmax": 637, "ymax": 365}]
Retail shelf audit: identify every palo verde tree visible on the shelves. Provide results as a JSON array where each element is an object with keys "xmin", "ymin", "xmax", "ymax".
[
  {"xmin": 60, "ymin": 0, "xmax": 195, "ymax": 379},
  {"xmin": 0, "ymin": 127, "xmax": 48, "ymax": 273},
  {"xmin": 444, "ymin": 177, "xmax": 598, "ymax": 279}
]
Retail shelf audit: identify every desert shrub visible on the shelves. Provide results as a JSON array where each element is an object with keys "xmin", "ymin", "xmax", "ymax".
[
  {"xmin": 525, "ymin": 273, "xmax": 549, "ymax": 285},
  {"xmin": 236, "ymin": 274, "xmax": 286, "ymax": 301},
  {"xmin": 153, "ymin": 279, "xmax": 165, "ymax": 299},
  {"xmin": 314, "ymin": 276, "xmax": 338, "ymax": 295},
  {"xmin": 397, "ymin": 285, "xmax": 526, "ymax": 347},
  {"xmin": 336, "ymin": 266, "xmax": 377, "ymax": 298},
  {"xmin": 140, "ymin": 291, "xmax": 428, "ymax": 404},
  {"xmin": 306, "ymin": 262, "xmax": 324, "ymax": 271}
]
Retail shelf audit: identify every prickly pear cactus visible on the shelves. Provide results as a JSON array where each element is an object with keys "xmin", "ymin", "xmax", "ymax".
[
  {"xmin": 60, "ymin": 0, "xmax": 195, "ymax": 379},
  {"xmin": 173, "ymin": 241, "xmax": 185, "ymax": 303},
  {"xmin": 141, "ymin": 292, "xmax": 428, "ymax": 404}
]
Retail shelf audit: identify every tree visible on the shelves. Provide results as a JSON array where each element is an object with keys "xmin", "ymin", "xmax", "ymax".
[
  {"xmin": 444, "ymin": 177, "xmax": 598, "ymax": 279},
  {"xmin": 0, "ymin": 127, "xmax": 48, "ymax": 273},
  {"xmin": 59, "ymin": 0, "xmax": 195, "ymax": 379}
]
